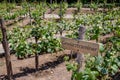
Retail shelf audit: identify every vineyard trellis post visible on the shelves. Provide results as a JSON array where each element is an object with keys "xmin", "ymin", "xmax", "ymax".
[
  {"xmin": 0, "ymin": 17, "xmax": 13, "ymax": 80},
  {"xmin": 42, "ymin": 0, "xmax": 46, "ymax": 19},
  {"xmin": 60, "ymin": 1, "xmax": 62, "ymax": 20},
  {"xmin": 35, "ymin": 37, "xmax": 39, "ymax": 70},
  {"xmin": 28, "ymin": 3, "xmax": 32, "ymax": 26},
  {"xmin": 50, "ymin": 0, "xmax": 52, "ymax": 4},
  {"xmin": 76, "ymin": 26, "xmax": 86, "ymax": 72}
]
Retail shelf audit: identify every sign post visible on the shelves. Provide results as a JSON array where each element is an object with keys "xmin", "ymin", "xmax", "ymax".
[{"xmin": 61, "ymin": 26, "xmax": 99, "ymax": 72}]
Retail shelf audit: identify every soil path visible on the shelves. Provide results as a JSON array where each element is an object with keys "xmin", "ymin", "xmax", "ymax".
[
  {"xmin": 45, "ymin": 14, "xmax": 73, "ymax": 19},
  {"xmin": 0, "ymin": 50, "xmax": 72, "ymax": 80}
]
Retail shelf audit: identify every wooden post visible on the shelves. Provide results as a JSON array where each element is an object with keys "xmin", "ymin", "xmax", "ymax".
[
  {"xmin": 35, "ymin": 37, "xmax": 39, "ymax": 70},
  {"xmin": 64, "ymin": 0, "xmax": 67, "ymax": 2},
  {"xmin": 0, "ymin": 17, "xmax": 13, "ymax": 80},
  {"xmin": 76, "ymin": 25, "xmax": 86, "ymax": 72},
  {"xmin": 77, "ymin": 0, "xmax": 80, "ymax": 12},
  {"xmin": 28, "ymin": 3, "xmax": 32, "ymax": 26},
  {"xmin": 50, "ymin": 0, "xmax": 52, "ymax": 4},
  {"xmin": 42, "ymin": 1, "xmax": 45, "ymax": 19},
  {"xmin": 60, "ymin": 1, "xmax": 62, "ymax": 20}
]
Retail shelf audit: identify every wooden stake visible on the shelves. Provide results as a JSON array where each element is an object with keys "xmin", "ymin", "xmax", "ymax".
[
  {"xmin": 50, "ymin": 0, "xmax": 52, "ymax": 4},
  {"xmin": 76, "ymin": 25, "xmax": 86, "ymax": 72},
  {"xmin": 60, "ymin": 1, "xmax": 62, "ymax": 20},
  {"xmin": 28, "ymin": 3, "xmax": 32, "ymax": 26},
  {"xmin": 0, "ymin": 17, "xmax": 13, "ymax": 80},
  {"xmin": 35, "ymin": 37, "xmax": 39, "ymax": 70}
]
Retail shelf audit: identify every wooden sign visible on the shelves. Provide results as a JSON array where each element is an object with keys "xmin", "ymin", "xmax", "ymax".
[{"xmin": 61, "ymin": 37, "xmax": 99, "ymax": 56}]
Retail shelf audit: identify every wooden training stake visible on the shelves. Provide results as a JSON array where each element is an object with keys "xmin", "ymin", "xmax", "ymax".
[
  {"xmin": 35, "ymin": 37, "xmax": 39, "ymax": 70},
  {"xmin": 0, "ymin": 17, "xmax": 13, "ymax": 80},
  {"xmin": 60, "ymin": 1, "xmax": 62, "ymax": 20},
  {"xmin": 77, "ymin": 26, "xmax": 86, "ymax": 72}
]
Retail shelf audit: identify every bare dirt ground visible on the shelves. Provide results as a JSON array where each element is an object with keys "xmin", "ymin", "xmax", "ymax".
[{"xmin": 0, "ymin": 50, "xmax": 73, "ymax": 80}]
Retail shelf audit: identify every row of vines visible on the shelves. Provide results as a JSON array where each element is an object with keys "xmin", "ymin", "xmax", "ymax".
[{"xmin": 0, "ymin": 1, "xmax": 120, "ymax": 80}]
